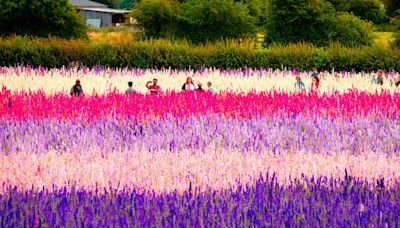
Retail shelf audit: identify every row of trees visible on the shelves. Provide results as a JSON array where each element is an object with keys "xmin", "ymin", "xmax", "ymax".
[
  {"xmin": 132, "ymin": 0, "xmax": 380, "ymax": 46},
  {"xmin": 1, "ymin": 0, "xmax": 400, "ymax": 46}
]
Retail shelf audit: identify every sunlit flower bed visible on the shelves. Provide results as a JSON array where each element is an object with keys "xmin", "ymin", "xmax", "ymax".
[{"xmin": 1, "ymin": 67, "xmax": 400, "ymax": 226}]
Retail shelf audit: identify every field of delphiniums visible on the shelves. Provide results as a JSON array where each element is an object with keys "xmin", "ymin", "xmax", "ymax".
[{"xmin": 1, "ymin": 66, "xmax": 400, "ymax": 226}]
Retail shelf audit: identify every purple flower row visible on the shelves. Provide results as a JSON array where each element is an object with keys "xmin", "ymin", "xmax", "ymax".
[
  {"xmin": 0, "ymin": 175, "xmax": 399, "ymax": 227},
  {"xmin": 1, "ymin": 115, "xmax": 399, "ymax": 154}
]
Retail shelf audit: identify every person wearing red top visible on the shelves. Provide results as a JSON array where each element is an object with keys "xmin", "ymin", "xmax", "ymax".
[
  {"xmin": 146, "ymin": 78, "xmax": 161, "ymax": 94},
  {"xmin": 311, "ymin": 76, "xmax": 320, "ymax": 91}
]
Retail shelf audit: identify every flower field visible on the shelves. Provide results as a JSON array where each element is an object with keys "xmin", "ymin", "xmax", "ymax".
[{"xmin": 1, "ymin": 67, "xmax": 400, "ymax": 226}]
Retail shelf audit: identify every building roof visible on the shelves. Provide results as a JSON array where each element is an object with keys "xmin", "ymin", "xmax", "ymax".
[
  {"xmin": 69, "ymin": 0, "xmax": 108, "ymax": 8},
  {"xmin": 78, "ymin": 7, "xmax": 131, "ymax": 14}
]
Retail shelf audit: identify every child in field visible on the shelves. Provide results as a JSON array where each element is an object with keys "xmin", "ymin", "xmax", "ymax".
[
  {"xmin": 207, "ymin": 82, "xmax": 216, "ymax": 93},
  {"xmin": 294, "ymin": 76, "xmax": 305, "ymax": 91},
  {"xmin": 311, "ymin": 76, "xmax": 320, "ymax": 91}
]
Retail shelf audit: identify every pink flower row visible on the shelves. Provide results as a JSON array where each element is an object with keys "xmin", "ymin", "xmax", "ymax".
[{"xmin": 1, "ymin": 89, "xmax": 400, "ymax": 120}]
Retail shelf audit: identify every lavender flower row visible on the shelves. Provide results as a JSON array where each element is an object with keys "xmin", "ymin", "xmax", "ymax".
[
  {"xmin": 0, "ymin": 175, "xmax": 398, "ymax": 227},
  {"xmin": 1, "ymin": 115, "xmax": 399, "ymax": 154}
]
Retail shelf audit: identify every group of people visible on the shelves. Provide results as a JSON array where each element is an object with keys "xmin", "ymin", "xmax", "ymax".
[
  {"xmin": 69, "ymin": 68, "xmax": 400, "ymax": 97},
  {"xmin": 372, "ymin": 70, "xmax": 400, "ymax": 87},
  {"xmin": 70, "ymin": 77, "xmax": 216, "ymax": 96},
  {"xmin": 294, "ymin": 67, "xmax": 320, "ymax": 91}
]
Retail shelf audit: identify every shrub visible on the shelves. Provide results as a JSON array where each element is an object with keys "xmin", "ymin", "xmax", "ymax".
[{"xmin": 1, "ymin": 36, "xmax": 400, "ymax": 71}]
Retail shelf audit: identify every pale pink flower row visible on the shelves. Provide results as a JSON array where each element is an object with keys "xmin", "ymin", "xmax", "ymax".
[{"xmin": 1, "ymin": 149, "xmax": 399, "ymax": 194}]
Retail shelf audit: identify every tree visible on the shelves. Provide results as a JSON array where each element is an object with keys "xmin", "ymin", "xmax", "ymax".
[
  {"xmin": 265, "ymin": 0, "xmax": 336, "ymax": 46},
  {"xmin": 91, "ymin": 0, "xmax": 120, "ymax": 8},
  {"xmin": 178, "ymin": 0, "xmax": 257, "ymax": 43},
  {"xmin": 265, "ymin": 0, "xmax": 374, "ymax": 46},
  {"xmin": 131, "ymin": 0, "xmax": 179, "ymax": 38},
  {"xmin": 327, "ymin": 0, "xmax": 385, "ymax": 23},
  {"xmin": 132, "ymin": 0, "xmax": 257, "ymax": 43},
  {"xmin": 0, "ymin": 0, "xmax": 87, "ymax": 39},
  {"xmin": 119, "ymin": 0, "xmax": 136, "ymax": 9},
  {"xmin": 329, "ymin": 12, "xmax": 374, "ymax": 46},
  {"xmin": 382, "ymin": 0, "xmax": 400, "ymax": 17}
]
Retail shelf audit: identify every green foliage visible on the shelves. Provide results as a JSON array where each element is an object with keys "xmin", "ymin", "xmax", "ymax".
[
  {"xmin": 131, "ymin": 0, "xmax": 179, "ymax": 38},
  {"xmin": 0, "ymin": 0, "xmax": 87, "ymax": 39},
  {"xmin": 1, "ymin": 36, "xmax": 400, "ymax": 70},
  {"xmin": 234, "ymin": 0, "xmax": 270, "ymax": 28},
  {"xmin": 265, "ymin": 0, "xmax": 336, "ymax": 46},
  {"xmin": 119, "ymin": 0, "xmax": 136, "ymax": 8},
  {"xmin": 131, "ymin": 0, "xmax": 257, "ymax": 43},
  {"xmin": 91, "ymin": 0, "xmax": 119, "ymax": 8},
  {"xmin": 327, "ymin": 0, "xmax": 385, "ymax": 23},
  {"xmin": 382, "ymin": 0, "xmax": 400, "ymax": 17},
  {"xmin": 265, "ymin": 0, "xmax": 375, "ymax": 47},
  {"xmin": 329, "ymin": 12, "xmax": 375, "ymax": 46},
  {"xmin": 394, "ymin": 30, "xmax": 400, "ymax": 47},
  {"xmin": 178, "ymin": 0, "xmax": 257, "ymax": 43}
]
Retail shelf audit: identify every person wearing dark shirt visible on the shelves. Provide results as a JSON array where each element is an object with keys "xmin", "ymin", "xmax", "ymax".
[
  {"xmin": 146, "ymin": 78, "xmax": 161, "ymax": 94},
  {"xmin": 70, "ymin": 79, "xmax": 83, "ymax": 96},
  {"xmin": 196, "ymin": 82, "xmax": 204, "ymax": 92},
  {"xmin": 310, "ymin": 67, "xmax": 319, "ymax": 78}
]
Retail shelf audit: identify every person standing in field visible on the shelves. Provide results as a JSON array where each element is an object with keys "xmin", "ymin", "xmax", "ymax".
[
  {"xmin": 196, "ymin": 82, "xmax": 204, "ymax": 92},
  {"xmin": 125, "ymin": 81, "xmax": 136, "ymax": 95},
  {"xmin": 70, "ymin": 79, "xmax": 83, "ymax": 96},
  {"xmin": 294, "ymin": 76, "xmax": 305, "ymax": 91},
  {"xmin": 207, "ymin": 82, "xmax": 216, "ymax": 93},
  {"xmin": 146, "ymin": 78, "xmax": 161, "ymax": 94},
  {"xmin": 310, "ymin": 67, "xmax": 319, "ymax": 78},
  {"xmin": 311, "ymin": 76, "xmax": 320, "ymax": 91},
  {"xmin": 376, "ymin": 70, "xmax": 384, "ymax": 86},
  {"xmin": 182, "ymin": 77, "xmax": 195, "ymax": 91}
]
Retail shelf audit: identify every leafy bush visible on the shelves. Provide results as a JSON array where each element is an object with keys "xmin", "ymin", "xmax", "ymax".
[
  {"xmin": 329, "ymin": 12, "xmax": 375, "ymax": 46},
  {"xmin": 0, "ymin": 0, "xmax": 87, "ymax": 39},
  {"xmin": 1, "ymin": 36, "xmax": 400, "ymax": 70},
  {"xmin": 265, "ymin": 0, "xmax": 375, "ymax": 47},
  {"xmin": 265, "ymin": 0, "xmax": 336, "ymax": 46},
  {"xmin": 131, "ymin": 0, "xmax": 257, "ymax": 43},
  {"xmin": 394, "ymin": 31, "xmax": 400, "ymax": 47},
  {"xmin": 131, "ymin": 0, "xmax": 180, "ymax": 38},
  {"xmin": 327, "ymin": 0, "xmax": 385, "ymax": 23},
  {"xmin": 178, "ymin": 0, "xmax": 257, "ymax": 43}
]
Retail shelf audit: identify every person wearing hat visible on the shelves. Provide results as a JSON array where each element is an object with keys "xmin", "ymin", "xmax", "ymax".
[{"xmin": 70, "ymin": 79, "xmax": 83, "ymax": 96}]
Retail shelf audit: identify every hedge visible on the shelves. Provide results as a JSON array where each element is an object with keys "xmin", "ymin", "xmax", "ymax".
[{"xmin": 0, "ymin": 36, "xmax": 400, "ymax": 71}]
